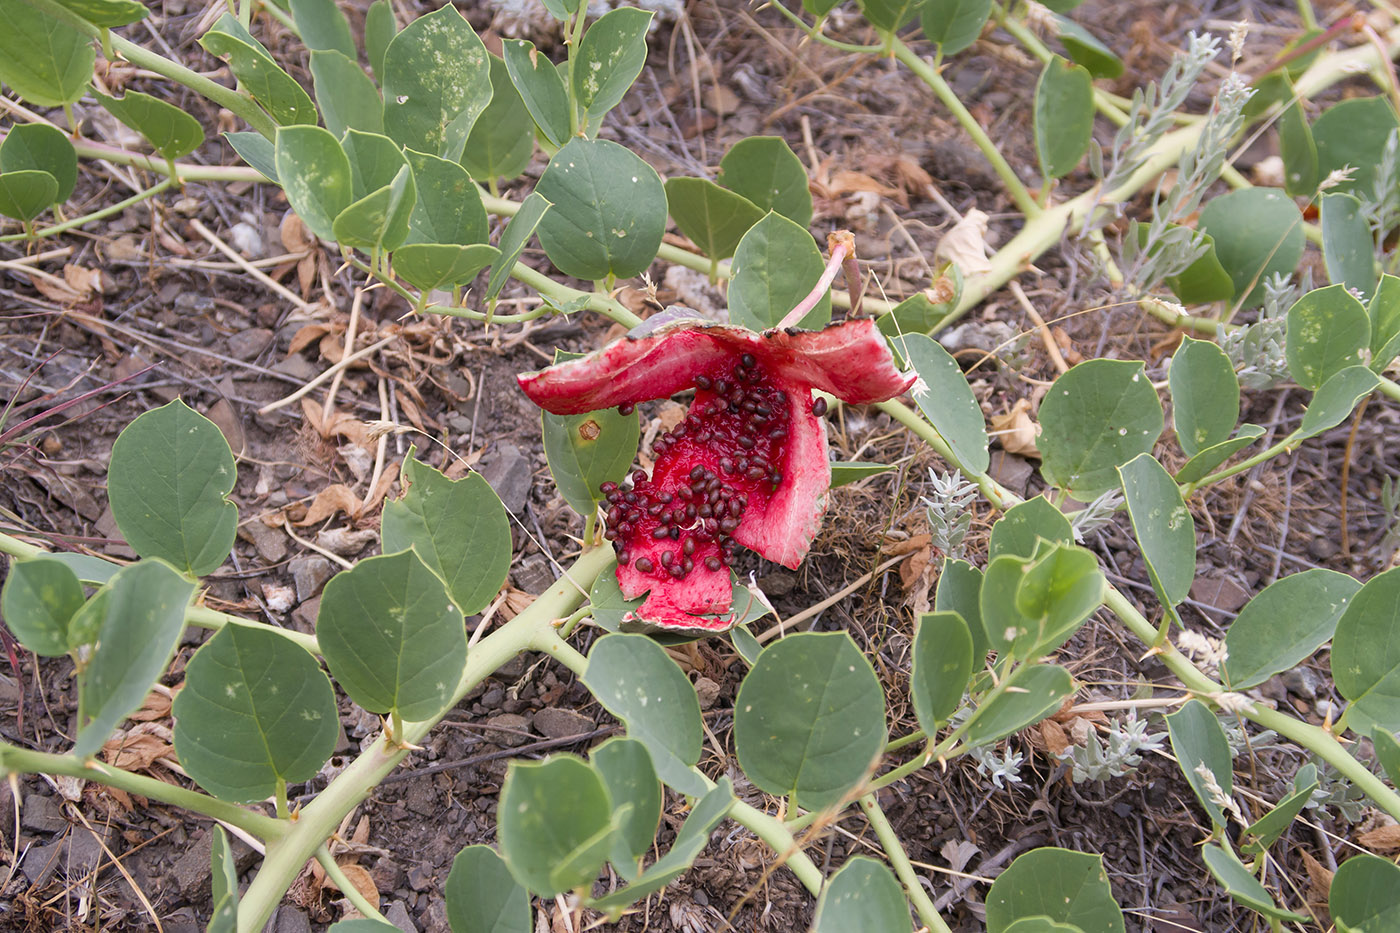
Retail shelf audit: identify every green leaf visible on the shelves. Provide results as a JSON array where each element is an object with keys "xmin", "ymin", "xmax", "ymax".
[
  {"xmin": 1222, "ymin": 569, "xmax": 1359, "ymax": 690},
  {"xmin": 107, "ymin": 399, "xmax": 237, "ymax": 577},
  {"xmin": 1241, "ymin": 763, "xmax": 1319, "ymax": 856},
  {"xmin": 1295, "ymin": 365, "xmax": 1380, "ymax": 441},
  {"xmin": 1313, "ymin": 97, "xmax": 1400, "ymax": 196},
  {"xmin": 1169, "ymin": 337, "xmax": 1238, "ymax": 458},
  {"xmin": 963, "ymin": 664, "xmax": 1073, "ymax": 748},
  {"xmin": 936, "ymin": 558, "xmax": 987, "ymax": 666},
  {"xmin": 42, "ymin": 552, "xmax": 119, "ymax": 586},
  {"xmin": 225, "ymin": 131, "xmax": 277, "ymax": 183},
  {"xmin": 542, "ymin": 406, "xmax": 639, "ymax": 517},
  {"xmin": 209, "ymin": 827, "xmax": 238, "ymax": 933},
  {"xmin": 341, "ymin": 128, "xmax": 407, "ymax": 197},
  {"xmin": 1165, "ymin": 699, "xmax": 1233, "ymax": 829},
  {"xmin": 1374, "ymin": 728, "xmax": 1400, "ymax": 787},
  {"xmin": 1, "ymin": 558, "xmax": 86, "ymax": 656},
  {"xmin": 1003, "ymin": 920, "xmax": 1084, "ymax": 933},
  {"xmin": 316, "ymin": 550, "xmax": 467, "ymax": 721},
  {"xmin": 275, "ymin": 125, "xmax": 353, "ymax": 241},
  {"xmin": 664, "ymin": 177, "xmax": 764, "ymax": 263},
  {"xmin": 921, "ymin": 0, "xmax": 992, "ymax": 57},
  {"xmin": 485, "ymin": 191, "xmax": 551, "ymax": 302},
  {"xmin": 911, "ymin": 611, "xmax": 973, "ymax": 730},
  {"xmin": 1009, "ymin": 544, "xmax": 1104, "ymax": 659},
  {"xmin": 462, "ymin": 54, "xmax": 535, "ymax": 185},
  {"xmin": 985, "ymin": 848, "xmax": 1124, "ymax": 933},
  {"xmin": 289, "ymin": 0, "xmax": 354, "ymax": 57},
  {"xmin": 988, "ymin": 495, "xmax": 1073, "ymax": 561},
  {"xmin": 394, "ymin": 243, "xmax": 499, "ymax": 292},
  {"xmin": 332, "ymin": 164, "xmax": 416, "ymax": 252},
  {"xmin": 535, "ymin": 138, "xmax": 666, "ymax": 281},
  {"xmin": 1201, "ymin": 843, "xmax": 1309, "ymax": 921},
  {"xmin": 173, "ymin": 622, "xmax": 338, "ymax": 802},
  {"xmin": 381, "ymin": 5, "xmax": 491, "ymax": 160},
  {"xmin": 859, "ymin": 0, "xmax": 921, "ymax": 33},
  {"xmin": 0, "ymin": 0, "xmax": 94, "ymax": 107},
  {"xmin": 326, "ymin": 922, "xmax": 402, "ymax": 932},
  {"xmin": 381, "ymin": 450, "xmax": 511, "ymax": 616},
  {"xmin": 892, "ymin": 332, "xmax": 989, "ymax": 474},
  {"xmin": 93, "ymin": 89, "xmax": 205, "ymax": 160},
  {"xmin": 830, "ymin": 460, "xmax": 896, "ymax": 487},
  {"xmin": 201, "ymin": 15, "xmax": 317, "ymax": 126},
  {"xmin": 0, "ymin": 123, "xmax": 77, "ymax": 202},
  {"xmin": 1368, "ymin": 273, "xmax": 1400, "ymax": 372},
  {"xmin": 0, "ymin": 170, "xmax": 59, "ymax": 222},
  {"xmin": 502, "ymin": 39, "xmax": 570, "ymax": 149},
  {"xmin": 498, "ymin": 755, "xmax": 613, "ymax": 897},
  {"xmin": 310, "ymin": 50, "xmax": 384, "ymax": 139},
  {"xmin": 66, "ymin": 588, "xmax": 107, "ymax": 653},
  {"xmin": 1161, "ymin": 229, "xmax": 1235, "ymax": 305},
  {"xmin": 591, "ymin": 737, "xmax": 661, "ymax": 877},
  {"xmin": 717, "ymin": 136, "xmax": 812, "ymax": 228},
  {"xmin": 585, "ymin": 779, "xmax": 735, "ymax": 919},
  {"xmin": 1054, "ymin": 15, "xmax": 1122, "ymax": 79},
  {"xmin": 1038, "ymin": 359, "xmax": 1163, "ymax": 499},
  {"xmin": 728, "ymin": 212, "xmax": 830, "ymax": 330},
  {"xmin": 1286, "ymin": 284, "xmax": 1371, "ymax": 390},
  {"xmin": 582, "ymin": 634, "xmax": 706, "ymax": 796},
  {"xmin": 1278, "ymin": 89, "xmax": 1318, "ymax": 197},
  {"xmin": 1117, "ymin": 454, "xmax": 1194, "ymax": 609},
  {"xmin": 812, "ymin": 856, "xmax": 910, "ymax": 933},
  {"xmin": 403, "ymin": 149, "xmax": 487, "ymax": 246},
  {"xmin": 1034, "ymin": 56, "xmax": 1094, "ymax": 180},
  {"xmin": 877, "ymin": 274, "xmax": 961, "ymax": 340},
  {"xmin": 1174, "ymin": 424, "xmax": 1265, "ymax": 484},
  {"xmin": 53, "ymin": 0, "xmax": 146, "ymax": 27},
  {"xmin": 74, "ymin": 560, "xmax": 195, "ymax": 759},
  {"xmin": 1330, "ymin": 854, "xmax": 1400, "ymax": 932},
  {"xmin": 364, "ymin": 0, "xmax": 396, "ymax": 81},
  {"xmin": 574, "ymin": 8, "xmax": 653, "ymax": 134},
  {"xmin": 540, "ymin": 0, "xmax": 584, "ymax": 19},
  {"xmin": 585, "ymin": 571, "xmax": 643, "ymax": 634},
  {"xmin": 1197, "ymin": 187, "xmax": 1305, "ymax": 307},
  {"xmin": 1332, "ymin": 566, "xmax": 1400, "ymax": 734},
  {"xmin": 445, "ymin": 845, "xmax": 531, "ymax": 933},
  {"xmin": 1321, "ymin": 193, "xmax": 1377, "ymax": 300},
  {"xmin": 734, "ymin": 632, "xmax": 887, "ymax": 810}
]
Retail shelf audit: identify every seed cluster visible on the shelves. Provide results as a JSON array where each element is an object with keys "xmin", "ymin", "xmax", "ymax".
[{"xmin": 602, "ymin": 352, "xmax": 813, "ymax": 584}]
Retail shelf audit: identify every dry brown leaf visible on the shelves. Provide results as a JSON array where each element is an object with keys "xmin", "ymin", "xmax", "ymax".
[
  {"xmin": 127, "ymin": 689, "xmax": 173, "ymax": 722},
  {"xmin": 281, "ymin": 210, "xmax": 315, "ymax": 253},
  {"xmin": 299, "ymin": 484, "xmax": 363, "ymax": 525},
  {"xmin": 990, "ymin": 398, "xmax": 1041, "ymax": 458},
  {"xmin": 329, "ymin": 861, "xmax": 378, "ymax": 908},
  {"xmin": 1299, "ymin": 849, "xmax": 1333, "ymax": 905},
  {"xmin": 881, "ymin": 533, "xmax": 932, "ymax": 557},
  {"xmin": 1041, "ymin": 719, "xmax": 1070, "ymax": 756},
  {"xmin": 32, "ymin": 269, "xmax": 86, "ymax": 304},
  {"xmin": 1358, "ymin": 823, "xmax": 1400, "ymax": 853},
  {"xmin": 934, "ymin": 209, "xmax": 992, "ymax": 276},
  {"xmin": 288, "ymin": 322, "xmax": 334, "ymax": 355},
  {"xmin": 898, "ymin": 541, "xmax": 933, "ymax": 592},
  {"xmin": 301, "ymin": 397, "xmax": 370, "ymax": 447},
  {"xmin": 102, "ymin": 730, "xmax": 177, "ymax": 772}
]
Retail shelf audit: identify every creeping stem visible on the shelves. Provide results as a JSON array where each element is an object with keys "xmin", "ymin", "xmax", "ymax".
[{"xmin": 860, "ymin": 794, "xmax": 953, "ymax": 933}]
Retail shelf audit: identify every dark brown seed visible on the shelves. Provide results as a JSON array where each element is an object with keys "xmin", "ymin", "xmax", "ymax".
[
  {"xmin": 738, "ymin": 436, "xmax": 756, "ymax": 450},
  {"xmin": 604, "ymin": 528, "xmax": 617, "ymax": 541},
  {"xmin": 632, "ymin": 469, "xmax": 648, "ymax": 484},
  {"xmin": 769, "ymin": 428, "xmax": 788, "ymax": 440},
  {"xmin": 682, "ymin": 538, "xmax": 696, "ymax": 556},
  {"xmin": 714, "ymin": 379, "xmax": 729, "ymax": 394},
  {"xmin": 682, "ymin": 558, "xmax": 694, "ymax": 573},
  {"xmin": 812, "ymin": 397, "xmax": 828, "ymax": 417},
  {"xmin": 600, "ymin": 482, "xmax": 618, "ymax": 494},
  {"xmin": 695, "ymin": 374, "xmax": 712, "ymax": 390},
  {"xmin": 647, "ymin": 503, "xmax": 663, "ymax": 515},
  {"xmin": 618, "ymin": 401, "xmax": 635, "ymax": 415},
  {"xmin": 686, "ymin": 504, "xmax": 697, "ymax": 520},
  {"xmin": 742, "ymin": 352, "xmax": 756, "ymax": 367},
  {"xmin": 635, "ymin": 557, "xmax": 654, "ymax": 573},
  {"xmin": 652, "ymin": 527, "xmax": 670, "ymax": 539},
  {"xmin": 661, "ymin": 550, "xmax": 674, "ymax": 567},
  {"xmin": 690, "ymin": 465, "xmax": 705, "ymax": 482},
  {"xmin": 746, "ymin": 466, "xmax": 765, "ymax": 481},
  {"xmin": 720, "ymin": 458, "xmax": 735, "ymax": 474},
  {"xmin": 720, "ymin": 518, "xmax": 739, "ymax": 534},
  {"xmin": 705, "ymin": 556, "xmax": 722, "ymax": 571},
  {"xmin": 677, "ymin": 485, "xmax": 693, "ymax": 500},
  {"xmin": 617, "ymin": 551, "xmax": 629, "ymax": 565},
  {"xmin": 623, "ymin": 491, "xmax": 637, "ymax": 504},
  {"xmin": 770, "ymin": 471, "xmax": 783, "ymax": 486},
  {"xmin": 670, "ymin": 527, "xmax": 680, "ymax": 540},
  {"xmin": 627, "ymin": 510, "xmax": 641, "ymax": 523},
  {"xmin": 658, "ymin": 492, "xmax": 673, "ymax": 503},
  {"xmin": 671, "ymin": 566, "xmax": 686, "ymax": 579}
]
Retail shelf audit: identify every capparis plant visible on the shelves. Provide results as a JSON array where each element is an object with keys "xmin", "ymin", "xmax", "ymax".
[{"xmin": 3, "ymin": 0, "xmax": 1400, "ymax": 931}]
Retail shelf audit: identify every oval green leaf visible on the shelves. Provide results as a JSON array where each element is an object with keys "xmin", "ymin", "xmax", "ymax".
[
  {"xmin": 591, "ymin": 737, "xmax": 661, "ymax": 876},
  {"xmin": 0, "ymin": 2, "xmax": 94, "ymax": 107},
  {"xmin": 0, "ymin": 123, "xmax": 78, "ymax": 202},
  {"xmin": 275, "ymin": 125, "xmax": 354, "ymax": 241},
  {"xmin": 210, "ymin": 826, "xmax": 237, "ymax": 933},
  {"xmin": 381, "ymin": 5, "xmax": 491, "ymax": 161},
  {"xmin": 812, "ymin": 856, "xmax": 911, "ymax": 933},
  {"xmin": 1296, "ymin": 365, "xmax": 1380, "ymax": 441},
  {"xmin": 1054, "ymin": 15, "xmax": 1122, "ymax": 79},
  {"xmin": 717, "ymin": 136, "xmax": 812, "ymax": 228},
  {"xmin": 1369, "ymin": 273, "xmax": 1400, "ymax": 372},
  {"xmin": 1332, "ymin": 566, "xmax": 1400, "ymax": 734},
  {"xmin": 1034, "ymin": 56, "xmax": 1094, "ymax": 180},
  {"xmin": 536, "ymin": 138, "xmax": 666, "ymax": 281},
  {"xmin": 1, "ymin": 557, "xmax": 86, "ymax": 657},
  {"xmin": 1039, "ymin": 359, "xmax": 1163, "ymax": 499},
  {"xmin": 1321, "ymin": 192, "xmax": 1376, "ymax": 300},
  {"xmin": 1201, "ymin": 842, "xmax": 1309, "ymax": 921},
  {"xmin": 937, "ymin": 557, "xmax": 987, "ymax": 665},
  {"xmin": 1169, "ymin": 337, "xmax": 1239, "ymax": 458},
  {"xmin": 921, "ymin": 0, "xmax": 992, "ymax": 57},
  {"xmin": 173, "ymin": 622, "xmax": 338, "ymax": 802},
  {"xmin": 911, "ymin": 610, "xmax": 973, "ymax": 730},
  {"xmin": 445, "ymin": 845, "xmax": 532, "ymax": 933},
  {"xmin": 1241, "ymin": 763, "xmax": 1319, "ymax": 856},
  {"xmin": 93, "ymin": 89, "xmax": 206, "ymax": 160},
  {"xmin": 394, "ymin": 243, "xmax": 500, "ymax": 292},
  {"xmin": 893, "ymin": 332, "xmax": 990, "ymax": 475},
  {"xmin": 1222, "ymin": 569, "xmax": 1359, "ymax": 690},
  {"xmin": 988, "ymin": 496, "xmax": 1073, "ymax": 561},
  {"xmin": 498, "ymin": 755, "xmax": 613, "ymax": 897},
  {"xmin": 1313, "ymin": 97, "xmax": 1400, "ymax": 197},
  {"xmin": 1330, "ymin": 853, "xmax": 1400, "ymax": 932},
  {"xmin": 1196, "ymin": 188, "xmax": 1304, "ymax": 308},
  {"xmin": 1285, "ymin": 284, "xmax": 1370, "ymax": 390},
  {"xmin": 54, "ymin": 0, "xmax": 146, "ymax": 27},
  {"xmin": 1010, "ymin": 544, "xmax": 1104, "ymax": 659},
  {"xmin": 985, "ymin": 847, "xmax": 1124, "ymax": 933},
  {"xmin": 310, "ymin": 50, "xmax": 384, "ymax": 139},
  {"xmin": 200, "ymin": 15, "xmax": 317, "ymax": 125},
  {"xmin": 574, "ymin": 8, "xmax": 653, "ymax": 134},
  {"xmin": 0, "ymin": 170, "xmax": 58, "ymax": 222},
  {"xmin": 289, "ymin": 0, "xmax": 354, "ymax": 56},
  {"xmin": 1117, "ymin": 453, "xmax": 1194, "ymax": 608},
  {"xmin": 729, "ymin": 212, "xmax": 830, "ymax": 330},
  {"xmin": 1174, "ymin": 424, "xmax": 1265, "ymax": 484},
  {"xmin": 404, "ymin": 149, "xmax": 487, "ymax": 246},
  {"xmin": 582, "ymin": 634, "xmax": 706, "ymax": 796},
  {"xmin": 74, "ymin": 560, "xmax": 195, "ymax": 759},
  {"xmin": 463, "ymin": 54, "xmax": 534, "ymax": 185},
  {"xmin": 501, "ymin": 38, "xmax": 570, "ymax": 149},
  {"xmin": 734, "ymin": 632, "xmax": 887, "ymax": 811},
  {"xmin": 107, "ymin": 399, "xmax": 237, "ymax": 577},
  {"xmin": 542, "ymin": 406, "xmax": 639, "ymax": 517},
  {"xmin": 1165, "ymin": 698, "xmax": 1233, "ymax": 829},
  {"xmin": 963, "ymin": 663, "xmax": 1073, "ymax": 748},
  {"xmin": 664, "ymin": 177, "xmax": 764, "ymax": 263},
  {"xmin": 316, "ymin": 549, "xmax": 467, "ymax": 721},
  {"xmin": 485, "ymin": 191, "xmax": 551, "ymax": 302}
]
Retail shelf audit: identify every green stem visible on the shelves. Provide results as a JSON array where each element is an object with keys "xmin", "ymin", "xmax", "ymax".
[
  {"xmin": 1138, "ymin": 296, "xmax": 1226, "ymax": 337},
  {"xmin": 860, "ymin": 794, "xmax": 951, "ymax": 933},
  {"xmin": 509, "ymin": 262, "xmax": 643, "ymax": 328},
  {"xmin": 874, "ymin": 399, "xmax": 1009, "ymax": 508},
  {"xmin": 1377, "ymin": 375, "xmax": 1400, "ymax": 404},
  {"xmin": 317, "ymin": 845, "xmax": 389, "ymax": 922},
  {"xmin": 274, "ymin": 777, "xmax": 289, "ymax": 820},
  {"xmin": 17, "ymin": 0, "xmax": 277, "ymax": 139},
  {"xmin": 890, "ymin": 39, "xmax": 1041, "ymax": 218},
  {"xmin": 0, "ymin": 177, "xmax": 174, "ymax": 243},
  {"xmin": 234, "ymin": 545, "xmax": 612, "ymax": 933},
  {"xmin": 1183, "ymin": 437, "xmax": 1295, "ymax": 494},
  {"xmin": 0, "ymin": 744, "xmax": 285, "ymax": 840}
]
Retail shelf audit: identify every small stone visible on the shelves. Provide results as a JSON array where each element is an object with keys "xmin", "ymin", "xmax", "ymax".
[
  {"xmin": 484, "ymin": 713, "xmax": 531, "ymax": 747},
  {"xmin": 238, "ymin": 520, "xmax": 288, "ymax": 563},
  {"xmin": 226, "ymin": 327, "xmax": 274, "ymax": 361},
  {"xmin": 270, "ymin": 905, "xmax": 313, "ymax": 933},
  {"xmin": 272, "ymin": 353, "xmax": 319, "ymax": 382},
  {"xmin": 511, "ymin": 553, "xmax": 555, "ymax": 595},
  {"xmin": 1308, "ymin": 536, "xmax": 1340, "ymax": 561},
  {"xmin": 694, "ymin": 676, "xmax": 721, "ymax": 710},
  {"xmin": 1189, "ymin": 573, "xmax": 1251, "ymax": 622},
  {"xmin": 479, "ymin": 442, "xmax": 531, "ymax": 514},
  {"xmin": 693, "ymin": 889, "xmax": 710, "ymax": 907},
  {"xmin": 20, "ymin": 838, "xmax": 65, "ymax": 887},
  {"xmin": 291, "ymin": 595, "xmax": 320, "ymax": 633},
  {"xmin": 289, "ymin": 556, "xmax": 334, "ymax": 601},
  {"xmin": 446, "ymin": 413, "xmax": 472, "ymax": 435},
  {"xmin": 986, "ymin": 451, "xmax": 1034, "ymax": 497},
  {"xmin": 491, "ymin": 655, "xmax": 527, "ymax": 682},
  {"xmin": 421, "ymin": 897, "xmax": 450, "ymax": 933},
  {"xmin": 407, "ymin": 864, "xmax": 435, "ymax": 892},
  {"xmin": 532, "ymin": 707, "xmax": 593, "ymax": 739},
  {"xmin": 20, "ymin": 793, "xmax": 67, "ymax": 834},
  {"xmin": 171, "ymin": 830, "xmax": 214, "ymax": 900},
  {"xmin": 203, "ymin": 398, "xmax": 245, "ymax": 455},
  {"xmin": 385, "ymin": 900, "xmax": 418, "ymax": 933},
  {"xmin": 1281, "ymin": 667, "xmax": 1321, "ymax": 700},
  {"xmin": 479, "ymin": 686, "xmax": 505, "ymax": 710}
]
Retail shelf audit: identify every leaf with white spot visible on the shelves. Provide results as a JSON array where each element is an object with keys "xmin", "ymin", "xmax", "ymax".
[
  {"xmin": 174, "ymin": 622, "xmax": 338, "ymax": 803},
  {"xmin": 316, "ymin": 550, "xmax": 468, "ymax": 722},
  {"xmin": 1118, "ymin": 453, "xmax": 1195, "ymax": 610},
  {"xmin": 812, "ymin": 856, "xmax": 911, "ymax": 933},
  {"xmin": 381, "ymin": 5, "xmax": 492, "ymax": 161},
  {"xmin": 498, "ymin": 755, "xmax": 614, "ymax": 897},
  {"xmin": 574, "ymin": 8, "xmax": 653, "ymax": 135}
]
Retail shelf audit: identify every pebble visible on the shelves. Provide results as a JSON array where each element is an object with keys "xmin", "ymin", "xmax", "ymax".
[
  {"xmin": 480, "ymin": 442, "xmax": 531, "ymax": 514},
  {"xmin": 1281, "ymin": 667, "xmax": 1320, "ymax": 700},
  {"xmin": 226, "ymin": 327, "xmax": 274, "ymax": 361},
  {"xmin": 479, "ymin": 686, "xmax": 505, "ymax": 709},
  {"xmin": 532, "ymin": 706, "xmax": 593, "ymax": 739},
  {"xmin": 484, "ymin": 713, "xmax": 531, "ymax": 747},
  {"xmin": 289, "ymin": 555, "xmax": 334, "ymax": 601},
  {"xmin": 385, "ymin": 900, "xmax": 418, "ymax": 932}
]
